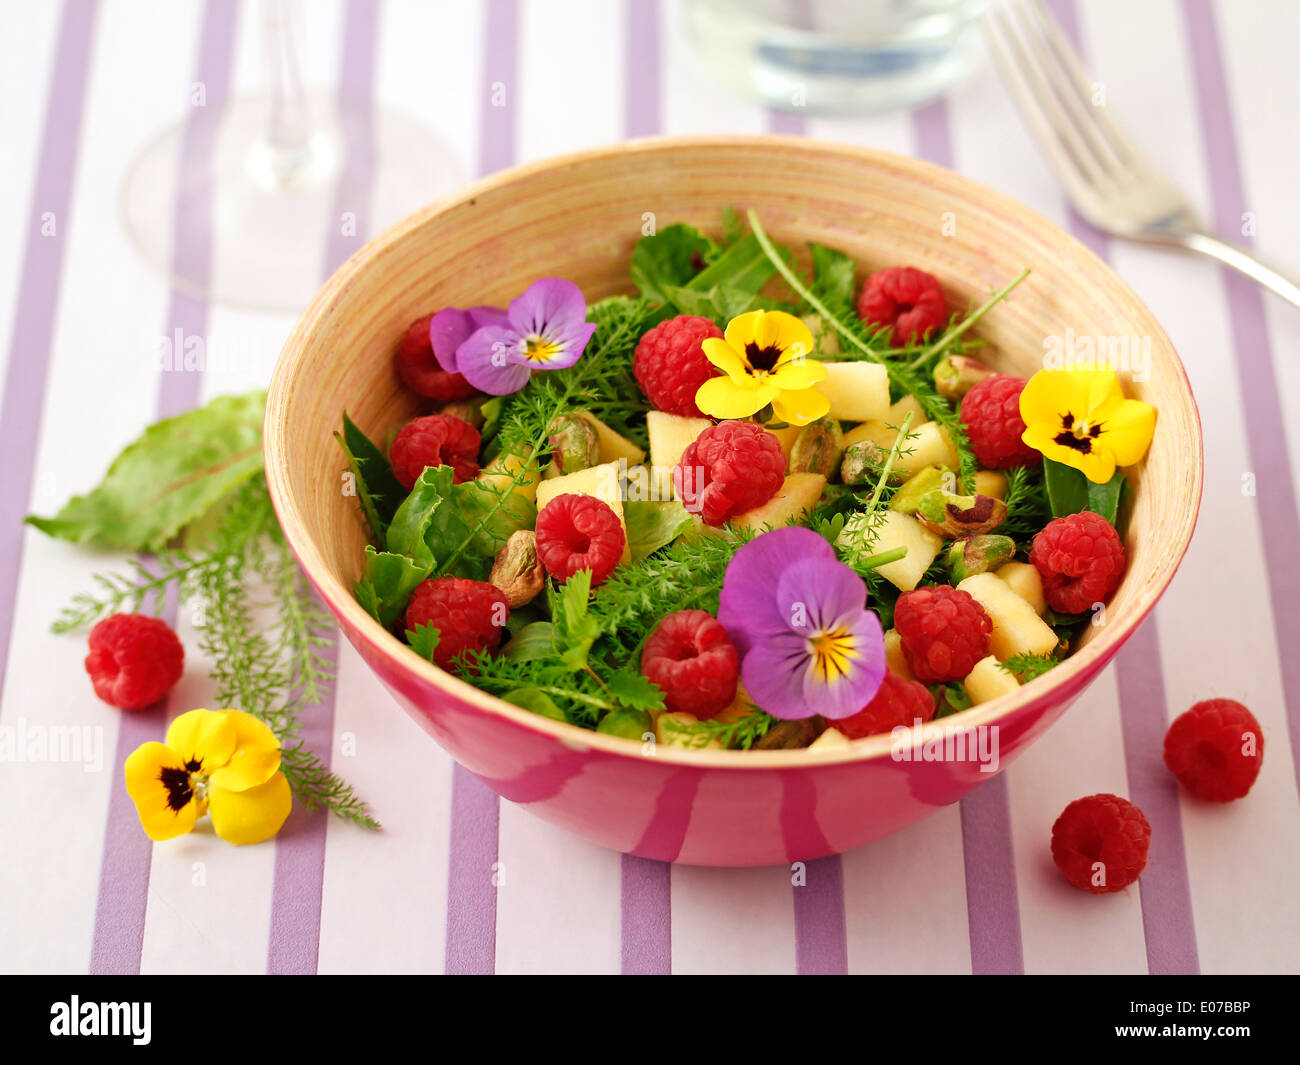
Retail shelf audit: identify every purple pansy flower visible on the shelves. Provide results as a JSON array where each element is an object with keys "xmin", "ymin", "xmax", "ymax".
[
  {"xmin": 428, "ymin": 305, "xmax": 509, "ymax": 375},
  {"xmin": 718, "ymin": 527, "xmax": 885, "ymax": 721},
  {"xmin": 439, "ymin": 278, "xmax": 596, "ymax": 396}
]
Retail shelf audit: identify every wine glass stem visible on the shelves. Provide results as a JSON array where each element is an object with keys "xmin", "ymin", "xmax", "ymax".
[{"xmin": 262, "ymin": 0, "xmax": 310, "ymax": 171}]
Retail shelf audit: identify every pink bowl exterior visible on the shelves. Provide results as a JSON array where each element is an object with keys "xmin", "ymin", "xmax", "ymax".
[{"xmin": 331, "ymin": 591, "xmax": 1139, "ymax": 867}]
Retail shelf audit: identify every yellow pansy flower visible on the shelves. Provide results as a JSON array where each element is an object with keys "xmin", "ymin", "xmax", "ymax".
[
  {"xmin": 1019, "ymin": 369, "xmax": 1156, "ymax": 483},
  {"xmin": 124, "ymin": 708, "xmax": 292, "ymax": 846},
  {"xmin": 696, "ymin": 310, "xmax": 830, "ymax": 426}
]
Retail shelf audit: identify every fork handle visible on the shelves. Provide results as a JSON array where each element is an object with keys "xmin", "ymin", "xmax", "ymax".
[{"xmin": 1173, "ymin": 231, "xmax": 1300, "ymax": 310}]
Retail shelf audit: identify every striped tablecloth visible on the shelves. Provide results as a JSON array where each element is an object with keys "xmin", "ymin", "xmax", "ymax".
[{"xmin": 2, "ymin": 0, "xmax": 1297, "ymax": 976}]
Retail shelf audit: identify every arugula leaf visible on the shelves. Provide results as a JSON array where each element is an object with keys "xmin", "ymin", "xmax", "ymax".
[
  {"xmin": 336, "ymin": 413, "xmax": 407, "ymax": 545},
  {"xmin": 809, "ymin": 243, "xmax": 857, "ymax": 311},
  {"xmin": 623, "ymin": 499, "xmax": 692, "ymax": 561},
  {"xmin": 630, "ymin": 223, "xmax": 718, "ymax": 305},
  {"xmin": 405, "ymin": 622, "xmax": 441, "ymax": 663},
  {"xmin": 355, "ymin": 545, "xmax": 430, "ymax": 628},
  {"xmin": 26, "ymin": 391, "xmax": 265, "ymax": 551},
  {"xmin": 605, "ymin": 669, "xmax": 665, "ymax": 712},
  {"xmin": 1042, "ymin": 457, "xmax": 1127, "ymax": 528}
]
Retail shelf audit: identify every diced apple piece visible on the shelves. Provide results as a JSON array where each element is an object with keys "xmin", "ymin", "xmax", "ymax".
[
  {"xmin": 884, "ymin": 628, "xmax": 914, "ymax": 680},
  {"xmin": 584, "ymin": 411, "xmax": 646, "ymax": 466},
  {"xmin": 818, "ymin": 362, "xmax": 891, "ymax": 422},
  {"xmin": 656, "ymin": 711, "xmax": 725, "ymax": 750},
  {"xmin": 766, "ymin": 424, "xmax": 802, "ymax": 465},
  {"xmin": 957, "ymin": 572, "xmax": 1058, "ymax": 660},
  {"xmin": 963, "ymin": 655, "xmax": 1021, "ymax": 705},
  {"xmin": 974, "ymin": 470, "xmax": 1008, "ymax": 500},
  {"xmin": 838, "ymin": 510, "xmax": 942, "ymax": 591},
  {"xmin": 647, "ymin": 410, "xmax": 711, "ymax": 500},
  {"xmin": 478, "ymin": 450, "xmax": 541, "ymax": 504},
  {"xmin": 731, "ymin": 473, "xmax": 826, "ymax": 533},
  {"xmin": 536, "ymin": 460, "xmax": 631, "ymax": 563},
  {"xmin": 887, "ymin": 394, "xmax": 929, "ymax": 427},
  {"xmin": 809, "ymin": 727, "xmax": 852, "ymax": 750},
  {"xmin": 842, "ymin": 419, "xmax": 959, "ymax": 479},
  {"xmin": 995, "ymin": 561, "xmax": 1047, "ymax": 615}
]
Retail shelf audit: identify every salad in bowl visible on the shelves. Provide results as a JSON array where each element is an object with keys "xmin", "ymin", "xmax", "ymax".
[{"xmin": 336, "ymin": 210, "xmax": 1155, "ymax": 754}]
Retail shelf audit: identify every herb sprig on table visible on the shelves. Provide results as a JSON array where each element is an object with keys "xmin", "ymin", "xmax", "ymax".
[{"xmin": 27, "ymin": 392, "xmax": 377, "ymax": 828}]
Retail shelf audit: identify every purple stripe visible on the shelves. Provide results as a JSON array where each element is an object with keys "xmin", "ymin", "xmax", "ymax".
[
  {"xmin": 1183, "ymin": 0, "xmax": 1300, "ymax": 802},
  {"xmin": 444, "ymin": 769, "xmax": 501, "ymax": 973},
  {"xmin": 616, "ymin": 0, "xmax": 679, "ymax": 976},
  {"xmin": 266, "ymin": 0, "xmax": 379, "ymax": 976},
  {"xmin": 0, "ymin": 0, "xmax": 97, "ymax": 703},
  {"xmin": 911, "ymin": 97, "xmax": 1025, "ymax": 974},
  {"xmin": 1049, "ymin": 0, "xmax": 1199, "ymax": 974},
  {"xmin": 794, "ymin": 856, "xmax": 848, "ymax": 974},
  {"xmin": 620, "ymin": 855, "xmax": 671, "ymax": 973},
  {"xmin": 478, "ymin": 0, "xmax": 518, "ymax": 176},
  {"xmin": 443, "ymin": 0, "xmax": 519, "ymax": 975},
  {"xmin": 89, "ymin": 0, "xmax": 237, "ymax": 974},
  {"xmin": 958, "ymin": 776, "xmax": 1024, "ymax": 973},
  {"xmin": 624, "ymin": 0, "xmax": 660, "ymax": 138}
]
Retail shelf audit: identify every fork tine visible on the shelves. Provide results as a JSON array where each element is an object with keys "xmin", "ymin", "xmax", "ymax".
[
  {"xmin": 984, "ymin": 6, "xmax": 1106, "ymax": 197},
  {"xmin": 1021, "ymin": 0, "xmax": 1137, "ymax": 174}
]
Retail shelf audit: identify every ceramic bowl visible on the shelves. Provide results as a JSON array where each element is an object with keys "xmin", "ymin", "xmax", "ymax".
[{"xmin": 265, "ymin": 136, "xmax": 1201, "ymax": 867}]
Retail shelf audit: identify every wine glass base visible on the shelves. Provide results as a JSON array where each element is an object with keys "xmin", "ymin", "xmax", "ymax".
[{"xmin": 120, "ymin": 91, "xmax": 467, "ymax": 314}]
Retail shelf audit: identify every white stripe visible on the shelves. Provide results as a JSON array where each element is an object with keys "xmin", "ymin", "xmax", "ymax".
[
  {"xmin": 671, "ymin": 864, "xmax": 797, "ymax": 973},
  {"xmin": 517, "ymin": 0, "xmax": 622, "ymax": 161},
  {"xmin": 0, "ymin": 0, "xmax": 200, "ymax": 973}
]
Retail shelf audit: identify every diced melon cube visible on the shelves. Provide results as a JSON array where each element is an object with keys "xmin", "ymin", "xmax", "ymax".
[
  {"xmin": 884, "ymin": 628, "xmax": 914, "ymax": 680},
  {"xmin": 647, "ymin": 410, "xmax": 711, "ymax": 500},
  {"xmin": 818, "ymin": 362, "xmax": 891, "ymax": 422},
  {"xmin": 963, "ymin": 655, "xmax": 1021, "ymax": 705},
  {"xmin": 839, "ymin": 510, "xmax": 943, "ymax": 591},
  {"xmin": 478, "ymin": 450, "xmax": 541, "ymax": 504},
  {"xmin": 584, "ymin": 411, "xmax": 646, "ymax": 466},
  {"xmin": 974, "ymin": 470, "xmax": 1008, "ymax": 500},
  {"xmin": 802, "ymin": 313, "xmax": 841, "ymax": 356},
  {"xmin": 995, "ymin": 561, "xmax": 1047, "ymax": 615},
  {"xmin": 842, "ymin": 419, "xmax": 959, "ymax": 478},
  {"xmin": 957, "ymin": 572, "xmax": 1059, "ymax": 659},
  {"xmin": 536, "ymin": 460, "xmax": 631, "ymax": 563},
  {"xmin": 731, "ymin": 473, "xmax": 826, "ymax": 533},
  {"xmin": 887, "ymin": 394, "xmax": 929, "ymax": 427},
  {"xmin": 809, "ymin": 727, "xmax": 852, "ymax": 750}
]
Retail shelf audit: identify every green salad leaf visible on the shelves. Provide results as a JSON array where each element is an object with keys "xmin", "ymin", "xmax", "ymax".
[
  {"xmin": 26, "ymin": 391, "xmax": 265, "ymax": 550},
  {"xmin": 1042, "ymin": 457, "xmax": 1127, "ymax": 528},
  {"xmin": 623, "ymin": 499, "xmax": 693, "ymax": 561},
  {"xmin": 336, "ymin": 413, "xmax": 406, "ymax": 544},
  {"xmin": 630, "ymin": 223, "xmax": 719, "ymax": 304}
]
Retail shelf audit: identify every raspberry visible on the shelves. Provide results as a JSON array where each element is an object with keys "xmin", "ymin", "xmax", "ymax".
[
  {"xmin": 1051, "ymin": 793, "xmax": 1151, "ymax": 893},
  {"xmin": 1164, "ymin": 699, "xmax": 1264, "ymax": 802},
  {"xmin": 389, "ymin": 413, "xmax": 481, "ymax": 489},
  {"xmin": 404, "ymin": 577, "xmax": 509, "ymax": 671},
  {"xmin": 960, "ymin": 374, "xmax": 1040, "ymax": 469},
  {"xmin": 85, "ymin": 613, "xmax": 184, "ymax": 710},
  {"xmin": 535, "ymin": 494, "xmax": 626, "ymax": 585},
  {"xmin": 675, "ymin": 420, "xmax": 785, "ymax": 527},
  {"xmin": 633, "ymin": 314, "xmax": 723, "ymax": 417},
  {"xmin": 894, "ymin": 584, "xmax": 992, "ymax": 684},
  {"xmin": 857, "ymin": 266, "xmax": 948, "ymax": 343},
  {"xmin": 832, "ymin": 672, "xmax": 935, "ymax": 739},
  {"xmin": 395, "ymin": 314, "xmax": 477, "ymax": 401},
  {"xmin": 1030, "ymin": 511, "xmax": 1126, "ymax": 614},
  {"xmin": 640, "ymin": 610, "xmax": 739, "ymax": 719}
]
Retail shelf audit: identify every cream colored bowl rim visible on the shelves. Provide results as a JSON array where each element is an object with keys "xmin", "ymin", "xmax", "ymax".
[{"xmin": 265, "ymin": 134, "xmax": 1203, "ymax": 770}]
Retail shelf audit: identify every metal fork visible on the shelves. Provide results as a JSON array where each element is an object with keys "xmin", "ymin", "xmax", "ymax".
[{"xmin": 984, "ymin": 0, "xmax": 1300, "ymax": 309}]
